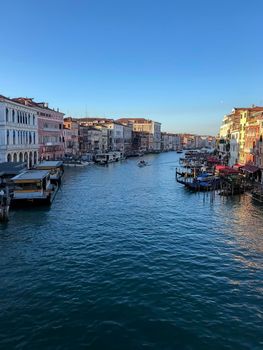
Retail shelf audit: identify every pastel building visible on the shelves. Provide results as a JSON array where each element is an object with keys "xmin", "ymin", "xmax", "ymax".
[
  {"xmin": 13, "ymin": 98, "xmax": 65, "ymax": 161},
  {"xmin": 63, "ymin": 117, "xmax": 80, "ymax": 156},
  {"xmin": 0, "ymin": 95, "xmax": 38, "ymax": 167},
  {"xmin": 117, "ymin": 118, "xmax": 161, "ymax": 151}
]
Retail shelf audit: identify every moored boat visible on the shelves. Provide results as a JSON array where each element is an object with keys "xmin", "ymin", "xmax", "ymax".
[{"xmin": 11, "ymin": 170, "xmax": 58, "ymax": 207}]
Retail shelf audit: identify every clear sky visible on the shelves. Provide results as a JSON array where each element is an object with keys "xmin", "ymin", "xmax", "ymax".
[{"xmin": 1, "ymin": 0, "xmax": 263, "ymax": 135}]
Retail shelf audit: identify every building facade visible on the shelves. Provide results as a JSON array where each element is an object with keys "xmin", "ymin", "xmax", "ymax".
[
  {"xmin": 13, "ymin": 98, "xmax": 65, "ymax": 161},
  {"xmin": 63, "ymin": 117, "xmax": 80, "ymax": 156},
  {"xmin": 117, "ymin": 118, "xmax": 161, "ymax": 152},
  {"xmin": 0, "ymin": 95, "xmax": 38, "ymax": 167}
]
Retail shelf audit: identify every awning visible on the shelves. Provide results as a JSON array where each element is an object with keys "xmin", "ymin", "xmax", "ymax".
[{"xmin": 242, "ymin": 165, "xmax": 260, "ymax": 174}]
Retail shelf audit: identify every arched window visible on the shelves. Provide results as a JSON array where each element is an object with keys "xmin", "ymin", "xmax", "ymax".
[
  {"xmin": 6, "ymin": 108, "xmax": 9, "ymax": 122},
  {"xmin": 29, "ymin": 132, "xmax": 32, "ymax": 144},
  {"xmin": 33, "ymin": 115, "xmax": 35, "ymax": 125},
  {"xmin": 26, "ymin": 131, "xmax": 28, "ymax": 144},
  {"xmin": 23, "ymin": 113, "xmax": 25, "ymax": 124},
  {"xmin": 12, "ymin": 109, "xmax": 15, "ymax": 123},
  {"xmin": 17, "ymin": 111, "xmax": 19, "ymax": 123},
  {"xmin": 19, "ymin": 152, "xmax": 23, "ymax": 162},
  {"xmin": 13, "ymin": 130, "xmax": 16, "ymax": 144},
  {"xmin": 28, "ymin": 114, "xmax": 31, "ymax": 125},
  {"xmin": 33, "ymin": 132, "xmax": 36, "ymax": 144},
  {"xmin": 7, "ymin": 130, "xmax": 9, "ymax": 145},
  {"xmin": 7, "ymin": 154, "xmax": 11, "ymax": 162}
]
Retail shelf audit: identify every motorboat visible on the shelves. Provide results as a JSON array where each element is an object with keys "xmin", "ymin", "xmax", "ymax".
[{"xmin": 137, "ymin": 160, "xmax": 148, "ymax": 167}]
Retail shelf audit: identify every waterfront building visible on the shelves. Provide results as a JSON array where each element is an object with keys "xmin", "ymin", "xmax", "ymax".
[
  {"xmin": 117, "ymin": 118, "xmax": 161, "ymax": 152},
  {"xmin": 0, "ymin": 95, "xmax": 38, "ymax": 167},
  {"xmin": 122, "ymin": 123, "xmax": 133, "ymax": 155},
  {"xmin": 14, "ymin": 98, "xmax": 65, "ymax": 161},
  {"xmin": 161, "ymin": 132, "xmax": 170, "ymax": 151},
  {"xmin": 132, "ymin": 131, "xmax": 149, "ymax": 153},
  {"xmin": 63, "ymin": 118, "xmax": 80, "ymax": 156},
  {"xmin": 244, "ymin": 117, "xmax": 261, "ymax": 165},
  {"xmin": 85, "ymin": 127, "xmax": 102, "ymax": 154},
  {"xmin": 78, "ymin": 125, "xmax": 90, "ymax": 155},
  {"xmin": 237, "ymin": 107, "xmax": 263, "ymax": 164},
  {"xmin": 104, "ymin": 121, "xmax": 124, "ymax": 151},
  {"xmin": 161, "ymin": 132, "xmax": 180, "ymax": 151},
  {"xmin": 218, "ymin": 106, "xmax": 263, "ymax": 166},
  {"xmin": 229, "ymin": 130, "xmax": 240, "ymax": 166},
  {"xmin": 255, "ymin": 113, "xmax": 263, "ymax": 171}
]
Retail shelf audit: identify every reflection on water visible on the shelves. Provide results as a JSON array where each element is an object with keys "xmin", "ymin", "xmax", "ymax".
[{"xmin": 0, "ymin": 152, "xmax": 262, "ymax": 350}]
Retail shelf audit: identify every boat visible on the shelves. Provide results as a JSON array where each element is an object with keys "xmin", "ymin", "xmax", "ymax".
[
  {"xmin": 137, "ymin": 160, "xmax": 148, "ymax": 167},
  {"xmin": 34, "ymin": 161, "xmax": 64, "ymax": 185},
  {"xmin": 11, "ymin": 170, "xmax": 58, "ymax": 207},
  {"xmin": 94, "ymin": 153, "xmax": 115, "ymax": 165},
  {"xmin": 63, "ymin": 159, "xmax": 90, "ymax": 167},
  {"xmin": 176, "ymin": 150, "xmax": 183, "ymax": 154},
  {"xmin": 176, "ymin": 169, "xmax": 220, "ymax": 191}
]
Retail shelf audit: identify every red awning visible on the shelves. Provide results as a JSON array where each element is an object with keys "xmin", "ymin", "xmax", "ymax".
[
  {"xmin": 242, "ymin": 165, "xmax": 260, "ymax": 173},
  {"xmin": 215, "ymin": 165, "xmax": 239, "ymax": 174}
]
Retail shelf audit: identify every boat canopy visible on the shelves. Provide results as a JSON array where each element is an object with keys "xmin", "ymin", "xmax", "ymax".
[
  {"xmin": 241, "ymin": 164, "xmax": 260, "ymax": 174},
  {"xmin": 35, "ymin": 161, "xmax": 63, "ymax": 169},
  {"xmin": 12, "ymin": 170, "xmax": 50, "ymax": 183}
]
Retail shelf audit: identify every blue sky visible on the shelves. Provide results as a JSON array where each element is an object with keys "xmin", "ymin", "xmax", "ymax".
[{"xmin": 1, "ymin": 0, "xmax": 263, "ymax": 135}]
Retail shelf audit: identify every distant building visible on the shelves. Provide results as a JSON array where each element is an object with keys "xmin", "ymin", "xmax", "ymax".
[
  {"xmin": 117, "ymin": 118, "xmax": 161, "ymax": 152},
  {"xmin": 63, "ymin": 117, "xmax": 80, "ymax": 156}
]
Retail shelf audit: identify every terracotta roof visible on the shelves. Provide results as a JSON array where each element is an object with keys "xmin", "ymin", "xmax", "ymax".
[
  {"xmin": 12, "ymin": 97, "xmax": 63, "ymax": 114},
  {"xmin": 116, "ymin": 118, "xmax": 152, "ymax": 123}
]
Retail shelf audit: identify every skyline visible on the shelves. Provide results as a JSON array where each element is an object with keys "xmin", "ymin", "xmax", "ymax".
[{"xmin": 1, "ymin": 0, "xmax": 263, "ymax": 135}]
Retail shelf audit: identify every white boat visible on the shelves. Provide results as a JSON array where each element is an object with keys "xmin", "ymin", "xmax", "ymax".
[
  {"xmin": 95, "ymin": 153, "xmax": 115, "ymax": 165},
  {"xmin": 63, "ymin": 160, "xmax": 90, "ymax": 167}
]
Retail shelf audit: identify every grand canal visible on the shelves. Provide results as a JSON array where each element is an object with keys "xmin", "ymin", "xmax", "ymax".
[{"xmin": 0, "ymin": 152, "xmax": 262, "ymax": 350}]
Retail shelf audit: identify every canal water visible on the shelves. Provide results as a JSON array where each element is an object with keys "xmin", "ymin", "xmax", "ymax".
[{"xmin": 0, "ymin": 152, "xmax": 262, "ymax": 350}]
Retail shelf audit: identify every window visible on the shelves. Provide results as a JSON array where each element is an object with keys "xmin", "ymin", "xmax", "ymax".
[
  {"xmin": 6, "ymin": 108, "xmax": 9, "ymax": 122},
  {"xmin": 12, "ymin": 109, "xmax": 15, "ymax": 123},
  {"xmin": 33, "ymin": 115, "xmax": 35, "ymax": 125},
  {"xmin": 7, "ymin": 130, "xmax": 9, "ymax": 145}
]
